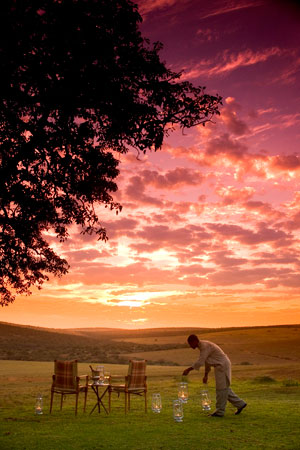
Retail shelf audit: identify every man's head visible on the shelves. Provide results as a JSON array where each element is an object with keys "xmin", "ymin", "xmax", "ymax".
[{"xmin": 187, "ymin": 334, "xmax": 199, "ymax": 349}]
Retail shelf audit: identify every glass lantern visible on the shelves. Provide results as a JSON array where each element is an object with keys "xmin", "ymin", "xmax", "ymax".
[
  {"xmin": 178, "ymin": 382, "xmax": 188, "ymax": 403},
  {"xmin": 35, "ymin": 393, "xmax": 43, "ymax": 415},
  {"xmin": 173, "ymin": 399, "xmax": 184, "ymax": 422},
  {"xmin": 151, "ymin": 393, "xmax": 162, "ymax": 413},
  {"xmin": 96, "ymin": 365, "xmax": 105, "ymax": 384},
  {"xmin": 201, "ymin": 389, "xmax": 211, "ymax": 411}
]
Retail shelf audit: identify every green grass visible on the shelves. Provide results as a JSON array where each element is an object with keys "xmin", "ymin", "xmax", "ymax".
[{"xmin": 0, "ymin": 361, "xmax": 300, "ymax": 449}]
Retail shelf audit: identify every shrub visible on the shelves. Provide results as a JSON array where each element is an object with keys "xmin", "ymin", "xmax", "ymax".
[
  {"xmin": 282, "ymin": 379, "xmax": 299, "ymax": 387},
  {"xmin": 253, "ymin": 376, "xmax": 276, "ymax": 383}
]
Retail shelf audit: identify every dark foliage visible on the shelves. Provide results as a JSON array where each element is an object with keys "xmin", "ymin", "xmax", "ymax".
[{"xmin": 0, "ymin": 0, "xmax": 222, "ymax": 305}]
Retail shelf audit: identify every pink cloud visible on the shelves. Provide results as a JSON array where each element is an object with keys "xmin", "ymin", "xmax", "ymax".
[
  {"xmin": 165, "ymin": 135, "xmax": 300, "ymax": 182},
  {"xmin": 206, "ymin": 222, "xmax": 290, "ymax": 245},
  {"xmin": 181, "ymin": 47, "xmax": 284, "ymax": 79},
  {"xmin": 102, "ymin": 217, "xmax": 139, "ymax": 239},
  {"xmin": 215, "ymin": 185, "xmax": 255, "ymax": 205},
  {"xmin": 209, "ymin": 250, "xmax": 247, "ymax": 267},
  {"xmin": 134, "ymin": 224, "xmax": 211, "ymax": 250},
  {"xmin": 138, "ymin": 0, "xmax": 182, "ymax": 15},
  {"xmin": 221, "ymin": 107, "xmax": 250, "ymax": 136},
  {"xmin": 199, "ymin": 1, "xmax": 264, "ymax": 20},
  {"xmin": 140, "ymin": 167, "xmax": 204, "ymax": 189},
  {"xmin": 205, "ymin": 133, "xmax": 247, "ymax": 159},
  {"xmin": 64, "ymin": 249, "xmax": 109, "ymax": 263},
  {"xmin": 243, "ymin": 201, "xmax": 282, "ymax": 220},
  {"xmin": 208, "ymin": 267, "xmax": 292, "ymax": 286},
  {"xmin": 282, "ymin": 211, "xmax": 300, "ymax": 231},
  {"xmin": 271, "ymin": 154, "xmax": 300, "ymax": 170},
  {"xmin": 251, "ymin": 251, "xmax": 300, "ymax": 266},
  {"xmin": 125, "ymin": 176, "xmax": 164, "ymax": 207}
]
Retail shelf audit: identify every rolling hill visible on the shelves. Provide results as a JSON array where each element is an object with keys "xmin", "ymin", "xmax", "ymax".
[{"xmin": 0, "ymin": 321, "xmax": 299, "ymax": 366}]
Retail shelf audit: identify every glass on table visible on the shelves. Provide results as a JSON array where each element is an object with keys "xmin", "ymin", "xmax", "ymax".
[{"xmin": 104, "ymin": 372, "xmax": 111, "ymax": 384}]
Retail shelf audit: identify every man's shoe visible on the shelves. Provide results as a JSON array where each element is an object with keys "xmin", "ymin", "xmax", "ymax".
[
  {"xmin": 235, "ymin": 403, "xmax": 247, "ymax": 415},
  {"xmin": 210, "ymin": 412, "xmax": 223, "ymax": 417}
]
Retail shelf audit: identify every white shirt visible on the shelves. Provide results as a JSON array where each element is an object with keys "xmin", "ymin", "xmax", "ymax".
[{"xmin": 192, "ymin": 340, "xmax": 231, "ymax": 388}]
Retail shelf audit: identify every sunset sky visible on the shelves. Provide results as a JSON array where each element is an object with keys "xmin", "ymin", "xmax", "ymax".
[{"xmin": 2, "ymin": 0, "xmax": 300, "ymax": 329}]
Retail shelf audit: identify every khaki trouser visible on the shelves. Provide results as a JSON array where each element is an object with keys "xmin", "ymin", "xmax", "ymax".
[{"xmin": 214, "ymin": 366, "xmax": 245, "ymax": 416}]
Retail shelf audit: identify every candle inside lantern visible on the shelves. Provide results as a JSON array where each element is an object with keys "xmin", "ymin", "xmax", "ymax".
[
  {"xmin": 35, "ymin": 394, "xmax": 43, "ymax": 415},
  {"xmin": 201, "ymin": 390, "xmax": 211, "ymax": 411},
  {"xmin": 152, "ymin": 393, "xmax": 162, "ymax": 413},
  {"xmin": 178, "ymin": 382, "xmax": 188, "ymax": 403},
  {"xmin": 173, "ymin": 399, "xmax": 184, "ymax": 422}
]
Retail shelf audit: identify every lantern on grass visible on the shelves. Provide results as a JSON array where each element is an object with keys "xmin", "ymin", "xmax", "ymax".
[
  {"xmin": 201, "ymin": 390, "xmax": 211, "ymax": 411},
  {"xmin": 152, "ymin": 393, "xmax": 162, "ymax": 413},
  {"xmin": 35, "ymin": 393, "xmax": 43, "ymax": 415},
  {"xmin": 178, "ymin": 382, "xmax": 188, "ymax": 403},
  {"xmin": 173, "ymin": 399, "xmax": 184, "ymax": 422}
]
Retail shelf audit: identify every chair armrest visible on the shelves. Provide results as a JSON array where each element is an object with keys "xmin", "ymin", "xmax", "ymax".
[
  {"xmin": 77, "ymin": 375, "xmax": 89, "ymax": 386},
  {"xmin": 109, "ymin": 375, "xmax": 124, "ymax": 383}
]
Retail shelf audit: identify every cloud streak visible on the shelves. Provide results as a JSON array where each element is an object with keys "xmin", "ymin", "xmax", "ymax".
[{"xmin": 181, "ymin": 47, "xmax": 284, "ymax": 79}]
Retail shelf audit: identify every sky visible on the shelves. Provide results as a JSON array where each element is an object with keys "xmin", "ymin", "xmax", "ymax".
[{"xmin": 2, "ymin": 0, "xmax": 300, "ymax": 329}]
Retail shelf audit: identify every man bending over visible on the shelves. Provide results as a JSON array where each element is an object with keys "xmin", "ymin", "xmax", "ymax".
[{"xmin": 183, "ymin": 334, "xmax": 247, "ymax": 417}]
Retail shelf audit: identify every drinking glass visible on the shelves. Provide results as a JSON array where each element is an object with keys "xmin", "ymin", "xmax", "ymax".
[{"xmin": 96, "ymin": 365, "xmax": 104, "ymax": 384}]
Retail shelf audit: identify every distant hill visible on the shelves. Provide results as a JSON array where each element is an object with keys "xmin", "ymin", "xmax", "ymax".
[
  {"xmin": 0, "ymin": 321, "xmax": 190, "ymax": 364},
  {"xmin": 0, "ymin": 321, "xmax": 299, "ymax": 366}
]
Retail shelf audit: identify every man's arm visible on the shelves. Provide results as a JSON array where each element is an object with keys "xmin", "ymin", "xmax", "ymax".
[
  {"xmin": 202, "ymin": 362, "xmax": 211, "ymax": 384},
  {"xmin": 182, "ymin": 366, "xmax": 194, "ymax": 376}
]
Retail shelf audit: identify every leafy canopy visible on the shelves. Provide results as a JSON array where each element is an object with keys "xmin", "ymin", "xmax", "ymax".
[{"xmin": 0, "ymin": 0, "xmax": 222, "ymax": 305}]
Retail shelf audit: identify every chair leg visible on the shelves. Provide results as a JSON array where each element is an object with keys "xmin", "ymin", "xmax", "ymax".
[
  {"xmin": 108, "ymin": 389, "xmax": 111, "ymax": 413},
  {"xmin": 50, "ymin": 390, "xmax": 54, "ymax": 413},
  {"xmin": 145, "ymin": 392, "xmax": 147, "ymax": 413},
  {"xmin": 83, "ymin": 388, "xmax": 88, "ymax": 412},
  {"xmin": 75, "ymin": 392, "xmax": 79, "ymax": 416},
  {"xmin": 125, "ymin": 392, "xmax": 127, "ymax": 414},
  {"xmin": 128, "ymin": 393, "xmax": 130, "ymax": 411},
  {"xmin": 60, "ymin": 394, "xmax": 64, "ymax": 410}
]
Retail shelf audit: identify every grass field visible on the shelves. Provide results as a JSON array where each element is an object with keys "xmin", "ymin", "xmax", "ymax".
[{"xmin": 0, "ymin": 360, "xmax": 300, "ymax": 450}]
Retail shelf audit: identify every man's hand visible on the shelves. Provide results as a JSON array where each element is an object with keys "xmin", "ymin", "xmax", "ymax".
[
  {"xmin": 202, "ymin": 374, "xmax": 208, "ymax": 384},
  {"xmin": 182, "ymin": 367, "xmax": 194, "ymax": 376}
]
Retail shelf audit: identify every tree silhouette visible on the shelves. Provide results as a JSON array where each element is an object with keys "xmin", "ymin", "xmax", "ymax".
[{"xmin": 0, "ymin": 0, "xmax": 222, "ymax": 305}]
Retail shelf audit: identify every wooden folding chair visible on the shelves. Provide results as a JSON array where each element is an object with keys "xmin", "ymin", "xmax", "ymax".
[
  {"xmin": 50, "ymin": 360, "xmax": 88, "ymax": 415},
  {"xmin": 108, "ymin": 360, "xmax": 147, "ymax": 414}
]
